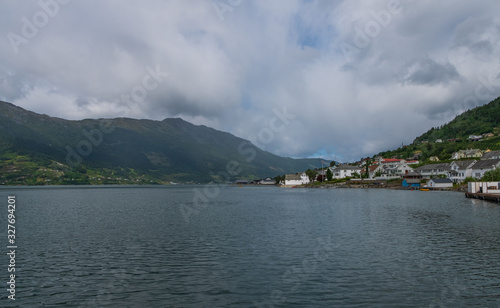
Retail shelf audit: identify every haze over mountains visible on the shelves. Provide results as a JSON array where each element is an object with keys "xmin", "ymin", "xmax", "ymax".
[{"xmin": 0, "ymin": 101, "xmax": 322, "ymax": 183}]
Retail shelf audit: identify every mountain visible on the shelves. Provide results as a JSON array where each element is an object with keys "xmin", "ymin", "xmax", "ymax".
[
  {"xmin": 415, "ymin": 97, "xmax": 500, "ymax": 143},
  {"xmin": 377, "ymin": 97, "xmax": 500, "ymax": 161},
  {"xmin": 0, "ymin": 101, "xmax": 322, "ymax": 184}
]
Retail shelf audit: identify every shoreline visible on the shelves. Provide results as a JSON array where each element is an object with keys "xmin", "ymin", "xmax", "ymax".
[{"xmin": 293, "ymin": 182, "xmax": 468, "ymax": 193}]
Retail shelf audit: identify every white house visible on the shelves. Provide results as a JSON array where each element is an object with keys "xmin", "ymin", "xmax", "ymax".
[
  {"xmin": 393, "ymin": 160, "xmax": 414, "ymax": 177},
  {"xmin": 469, "ymin": 159, "xmax": 500, "ymax": 179},
  {"xmin": 448, "ymin": 160, "xmax": 477, "ymax": 183},
  {"xmin": 366, "ymin": 165, "xmax": 384, "ymax": 179},
  {"xmin": 331, "ymin": 164, "xmax": 362, "ymax": 179},
  {"xmin": 415, "ymin": 163, "xmax": 451, "ymax": 179},
  {"xmin": 406, "ymin": 160, "xmax": 420, "ymax": 165},
  {"xmin": 374, "ymin": 159, "xmax": 410, "ymax": 178},
  {"xmin": 427, "ymin": 178, "xmax": 453, "ymax": 188},
  {"xmin": 284, "ymin": 172, "xmax": 310, "ymax": 186},
  {"xmin": 259, "ymin": 178, "xmax": 275, "ymax": 185}
]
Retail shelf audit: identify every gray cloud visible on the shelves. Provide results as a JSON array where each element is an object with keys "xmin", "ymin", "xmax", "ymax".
[
  {"xmin": 400, "ymin": 57, "xmax": 461, "ymax": 86},
  {"xmin": 2, "ymin": 0, "xmax": 500, "ymax": 162}
]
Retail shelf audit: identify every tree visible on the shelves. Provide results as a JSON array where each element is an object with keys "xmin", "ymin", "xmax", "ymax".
[
  {"xmin": 326, "ymin": 168, "xmax": 333, "ymax": 181},
  {"xmin": 364, "ymin": 159, "xmax": 372, "ymax": 178},
  {"xmin": 330, "ymin": 161, "xmax": 337, "ymax": 167},
  {"xmin": 481, "ymin": 168, "xmax": 500, "ymax": 181},
  {"xmin": 352, "ymin": 172, "xmax": 361, "ymax": 179},
  {"xmin": 305, "ymin": 169, "xmax": 317, "ymax": 182},
  {"xmin": 274, "ymin": 175, "xmax": 285, "ymax": 184}
]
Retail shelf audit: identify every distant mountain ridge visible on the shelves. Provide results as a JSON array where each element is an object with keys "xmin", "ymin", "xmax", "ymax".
[{"xmin": 0, "ymin": 101, "xmax": 322, "ymax": 184}]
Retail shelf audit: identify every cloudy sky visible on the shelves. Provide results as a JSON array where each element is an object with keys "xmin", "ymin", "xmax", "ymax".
[{"xmin": 2, "ymin": 0, "xmax": 500, "ymax": 162}]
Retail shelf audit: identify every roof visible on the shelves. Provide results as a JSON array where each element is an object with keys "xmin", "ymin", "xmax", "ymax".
[
  {"xmin": 404, "ymin": 179, "xmax": 421, "ymax": 184},
  {"xmin": 403, "ymin": 171, "xmax": 422, "ymax": 178},
  {"xmin": 429, "ymin": 178, "xmax": 453, "ymax": 183},
  {"xmin": 451, "ymin": 160, "xmax": 477, "ymax": 170},
  {"xmin": 381, "ymin": 159, "xmax": 402, "ymax": 163},
  {"xmin": 335, "ymin": 164, "xmax": 361, "ymax": 171},
  {"xmin": 285, "ymin": 174, "xmax": 301, "ymax": 181},
  {"xmin": 464, "ymin": 149, "xmax": 482, "ymax": 155},
  {"xmin": 482, "ymin": 150, "xmax": 500, "ymax": 159},
  {"xmin": 415, "ymin": 163, "xmax": 451, "ymax": 172},
  {"xmin": 470, "ymin": 159, "xmax": 500, "ymax": 170},
  {"xmin": 260, "ymin": 179, "xmax": 275, "ymax": 183}
]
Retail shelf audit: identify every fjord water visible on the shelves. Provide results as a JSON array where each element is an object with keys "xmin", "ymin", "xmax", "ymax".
[{"xmin": 2, "ymin": 186, "xmax": 500, "ymax": 307}]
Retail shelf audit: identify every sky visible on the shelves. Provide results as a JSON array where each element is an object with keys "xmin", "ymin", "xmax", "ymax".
[{"xmin": 2, "ymin": 0, "xmax": 500, "ymax": 162}]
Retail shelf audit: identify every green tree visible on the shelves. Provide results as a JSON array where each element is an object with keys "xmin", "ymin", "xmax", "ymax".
[
  {"xmin": 481, "ymin": 168, "xmax": 500, "ymax": 181},
  {"xmin": 305, "ymin": 169, "xmax": 317, "ymax": 182},
  {"xmin": 364, "ymin": 159, "xmax": 372, "ymax": 178},
  {"xmin": 326, "ymin": 168, "xmax": 333, "ymax": 181},
  {"xmin": 274, "ymin": 175, "xmax": 285, "ymax": 184}
]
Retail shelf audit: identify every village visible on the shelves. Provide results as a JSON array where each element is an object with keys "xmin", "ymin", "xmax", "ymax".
[{"xmin": 279, "ymin": 147, "xmax": 500, "ymax": 199}]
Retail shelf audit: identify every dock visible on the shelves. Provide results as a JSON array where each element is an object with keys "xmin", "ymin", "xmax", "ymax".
[{"xmin": 465, "ymin": 192, "xmax": 500, "ymax": 204}]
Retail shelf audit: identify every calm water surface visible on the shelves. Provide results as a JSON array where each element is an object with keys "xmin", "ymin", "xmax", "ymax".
[{"xmin": 1, "ymin": 186, "xmax": 499, "ymax": 307}]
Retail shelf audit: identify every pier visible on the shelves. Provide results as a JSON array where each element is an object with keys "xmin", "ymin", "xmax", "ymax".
[{"xmin": 465, "ymin": 192, "xmax": 500, "ymax": 204}]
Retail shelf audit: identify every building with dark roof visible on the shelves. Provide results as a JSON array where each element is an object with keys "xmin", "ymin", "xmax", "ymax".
[
  {"xmin": 427, "ymin": 178, "xmax": 453, "ymax": 188},
  {"xmin": 470, "ymin": 159, "xmax": 500, "ymax": 178}
]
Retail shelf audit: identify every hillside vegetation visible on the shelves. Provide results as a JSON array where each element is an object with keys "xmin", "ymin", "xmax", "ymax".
[
  {"xmin": 0, "ymin": 101, "xmax": 321, "ymax": 185},
  {"xmin": 378, "ymin": 97, "xmax": 500, "ymax": 161},
  {"xmin": 415, "ymin": 97, "xmax": 500, "ymax": 143}
]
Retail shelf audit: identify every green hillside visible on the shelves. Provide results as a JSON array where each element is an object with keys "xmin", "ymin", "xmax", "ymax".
[
  {"xmin": 0, "ymin": 101, "xmax": 322, "ymax": 185},
  {"xmin": 415, "ymin": 97, "xmax": 500, "ymax": 143},
  {"xmin": 378, "ymin": 97, "xmax": 500, "ymax": 161}
]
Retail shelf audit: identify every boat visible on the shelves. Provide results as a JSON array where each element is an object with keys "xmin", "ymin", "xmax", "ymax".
[{"xmin": 420, "ymin": 188, "xmax": 430, "ymax": 191}]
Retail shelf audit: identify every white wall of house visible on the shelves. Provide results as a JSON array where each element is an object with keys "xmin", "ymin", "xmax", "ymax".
[
  {"xmin": 332, "ymin": 168, "xmax": 361, "ymax": 179},
  {"xmin": 427, "ymin": 180, "xmax": 453, "ymax": 188},
  {"xmin": 471, "ymin": 168, "xmax": 495, "ymax": 179},
  {"xmin": 285, "ymin": 173, "xmax": 310, "ymax": 186},
  {"xmin": 448, "ymin": 161, "xmax": 475, "ymax": 182},
  {"xmin": 369, "ymin": 165, "xmax": 384, "ymax": 179},
  {"xmin": 468, "ymin": 182, "xmax": 500, "ymax": 194},
  {"xmin": 417, "ymin": 168, "xmax": 450, "ymax": 179},
  {"xmin": 448, "ymin": 171, "xmax": 468, "ymax": 183},
  {"xmin": 379, "ymin": 161, "xmax": 413, "ymax": 177}
]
